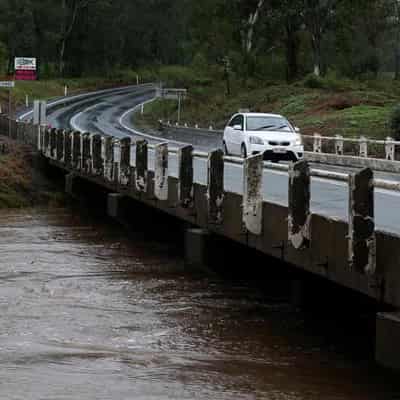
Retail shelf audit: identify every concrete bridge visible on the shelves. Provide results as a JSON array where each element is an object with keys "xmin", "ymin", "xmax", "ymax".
[{"xmin": 4, "ymin": 84, "xmax": 400, "ymax": 370}]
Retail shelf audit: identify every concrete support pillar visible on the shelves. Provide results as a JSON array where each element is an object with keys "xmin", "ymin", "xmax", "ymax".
[
  {"xmin": 65, "ymin": 172, "xmax": 76, "ymax": 196},
  {"xmin": 385, "ymin": 137, "xmax": 395, "ymax": 161},
  {"xmin": 64, "ymin": 130, "xmax": 72, "ymax": 168},
  {"xmin": 184, "ymin": 228, "xmax": 210, "ymax": 270},
  {"xmin": 335, "ymin": 135, "xmax": 344, "ymax": 155},
  {"xmin": 119, "ymin": 137, "xmax": 131, "ymax": 185},
  {"xmin": 154, "ymin": 142, "xmax": 169, "ymax": 201},
  {"xmin": 288, "ymin": 160, "xmax": 311, "ymax": 250},
  {"xmin": 313, "ymin": 133, "xmax": 322, "ymax": 153},
  {"xmin": 376, "ymin": 312, "xmax": 400, "ymax": 370},
  {"xmin": 82, "ymin": 132, "xmax": 92, "ymax": 174},
  {"xmin": 103, "ymin": 136, "xmax": 114, "ymax": 181},
  {"xmin": 107, "ymin": 193, "xmax": 123, "ymax": 218},
  {"xmin": 348, "ymin": 168, "xmax": 376, "ymax": 275},
  {"xmin": 359, "ymin": 136, "xmax": 368, "ymax": 158},
  {"xmin": 135, "ymin": 140, "xmax": 148, "ymax": 192},
  {"xmin": 291, "ymin": 279, "xmax": 306, "ymax": 309},
  {"xmin": 178, "ymin": 145, "xmax": 194, "ymax": 208},
  {"xmin": 56, "ymin": 129, "xmax": 65, "ymax": 162},
  {"xmin": 242, "ymin": 153, "xmax": 263, "ymax": 235},
  {"xmin": 72, "ymin": 131, "xmax": 82, "ymax": 170},
  {"xmin": 207, "ymin": 149, "xmax": 224, "ymax": 224},
  {"xmin": 92, "ymin": 134, "xmax": 103, "ymax": 176}
]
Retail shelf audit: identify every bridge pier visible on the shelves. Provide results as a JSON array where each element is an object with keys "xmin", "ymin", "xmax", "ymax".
[
  {"xmin": 376, "ymin": 312, "xmax": 400, "ymax": 370},
  {"xmin": 107, "ymin": 193, "xmax": 124, "ymax": 219},
  {"xmin": 184, "ymin": 228, "xmax": 211, "ymax": 271},
  {"xmin": 65, "ymin": 172, "xmax": 76, "ymax": 196}
]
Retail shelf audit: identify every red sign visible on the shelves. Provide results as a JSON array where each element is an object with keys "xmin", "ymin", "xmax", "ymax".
[{"xmin": 15, "ymin": 70, "xmax": 37, "ymax": 81}]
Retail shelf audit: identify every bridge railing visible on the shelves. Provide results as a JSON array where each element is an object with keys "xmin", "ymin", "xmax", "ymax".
[
  {"xmin": 3, "ymin": 113, "xmax": 400, "ymax": 283},
  {"xmin": 160, "ymin": 121, "xmax": 400, "ymax": 171},
  {"xmin": 32, "ymin": 124, "xmax": 400, "ymax": 278}
]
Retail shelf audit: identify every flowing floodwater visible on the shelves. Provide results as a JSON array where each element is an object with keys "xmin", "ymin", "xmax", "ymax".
[{"xmin": 0, "ymin": 208, "xmax": 399, "ymax": 400}]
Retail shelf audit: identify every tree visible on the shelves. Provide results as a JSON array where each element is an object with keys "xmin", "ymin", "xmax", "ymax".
[{"xmin": 302, "ymin": 0, "xmax": 336, "ymax": 76}]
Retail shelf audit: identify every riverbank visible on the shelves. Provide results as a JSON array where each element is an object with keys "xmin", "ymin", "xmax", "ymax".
[{"xmin": 0, "ymin": 137, "xmax": 64, "ymax": 208}]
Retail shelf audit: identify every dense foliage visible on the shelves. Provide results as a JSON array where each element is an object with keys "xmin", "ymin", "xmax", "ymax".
[{"xmin": 0, "ymin": 0, "xmax": 399, "ymax": 81}]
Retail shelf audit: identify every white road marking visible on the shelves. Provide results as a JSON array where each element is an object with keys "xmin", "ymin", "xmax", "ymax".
[
  {"xmin": 118, "ymin": 98, "xmax": 191, "ymax": 147},
  {"xmin": 70, "ymin": 102, "xmax": 105, "ymax": 131}
]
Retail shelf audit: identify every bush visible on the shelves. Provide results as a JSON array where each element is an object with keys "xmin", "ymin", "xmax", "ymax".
[
  {"xmin": 303, "ymin": 73, "xmax": 325, "ymax": 89},
  {"xmin": 390, "ymin": 105, "xmax": 400, "ymax": 140}
]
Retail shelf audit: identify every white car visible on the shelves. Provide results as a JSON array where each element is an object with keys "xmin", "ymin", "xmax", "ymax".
[{"xmin": 222, "ymin": 112, "xmax": 304, "ymax": 161}]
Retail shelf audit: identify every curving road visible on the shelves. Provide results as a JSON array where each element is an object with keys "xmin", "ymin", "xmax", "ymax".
[{"xmin": 37, "ymin": 85, "xmax": 400, "ymax": 235}]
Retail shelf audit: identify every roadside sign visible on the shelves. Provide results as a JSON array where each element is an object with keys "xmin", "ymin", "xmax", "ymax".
[
  {"xmin": 0, "ymin": 81, "xmax": 15, "ymax": 88},
  {"xmin": 161, "ymin": 88, "xmax": 187, "ymax": 100},
  {"xmin": 15, "ymin": 57, "xmax": 37, "ymax": 81},
  {"xmin": 15, "ymin": 57, "xmax": 36, "ymax": 70}
]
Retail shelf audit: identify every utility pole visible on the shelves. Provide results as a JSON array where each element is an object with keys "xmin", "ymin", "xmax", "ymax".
[{"xmin": 177, "ymin": 93, "xmax": 182, "ymax": 124}]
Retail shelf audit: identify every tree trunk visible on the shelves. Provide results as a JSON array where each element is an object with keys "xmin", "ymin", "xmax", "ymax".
[
  {"xmin": 311, "ymin": 34, "xmax": 321, "ymax": 77},
  {"xmin": 285, "ymin": 21, "xmax": 299, "ymax": 82},
  {"xmin": 59, "ymin": 39, "xmax": 66, "ymax": 76}
]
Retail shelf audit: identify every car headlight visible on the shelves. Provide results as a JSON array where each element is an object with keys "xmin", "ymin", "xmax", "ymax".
[
  {"xmin": 249, "ymin": 136, "xmax": 264, "ymax": 145},
  {"xmin": 294, "ymin": 136, "xmax": 303, "ymax": 146}
]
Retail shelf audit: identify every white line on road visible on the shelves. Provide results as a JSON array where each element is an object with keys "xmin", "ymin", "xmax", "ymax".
[{"xmin": 70, "ymin": 102, "xmax": 105, "ymax": 131}]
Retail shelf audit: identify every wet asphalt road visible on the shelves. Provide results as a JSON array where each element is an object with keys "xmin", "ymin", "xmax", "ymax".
[{"xmin": 43, "ymin": 86, "xmax": 400, "ymax": 235}]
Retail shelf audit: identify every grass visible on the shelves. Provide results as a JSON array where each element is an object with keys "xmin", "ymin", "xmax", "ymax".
[
  {"xmin": 135, "ymin": 68, "xmax": 400, "ymax": 140},
  {"xmin": 0, "ymin": 138, "xmax": 65, "ymax": 209}
]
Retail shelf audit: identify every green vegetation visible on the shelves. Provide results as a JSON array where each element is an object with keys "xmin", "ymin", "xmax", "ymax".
[{"xmin": 137, "ymin": 68, "xmax": 400, "ymax": 140}]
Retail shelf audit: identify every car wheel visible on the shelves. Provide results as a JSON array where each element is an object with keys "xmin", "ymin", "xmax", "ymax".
[
  {"xmin": 241, "ymin": 144, "xmax": 247, "ymax": 158},
  {"xmin": 223, "ymin": 141, "xmax": 229, "ymax": 155}
]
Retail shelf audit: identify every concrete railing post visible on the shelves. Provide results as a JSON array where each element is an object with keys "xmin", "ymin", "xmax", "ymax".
[
  {"xmin": 178, "ymin": 145, "xmax": 194, "ymax": 208},
  {"xmin": 43, "ymin": 128, "xmax": 50, "ymax": 156},
  {"xmin": 82, "ymin": 132, "xmax": 92, "ymax": 174},
  {"xmin": 50, "ymin": 128, "xmax": 57, "ymax": 159},
  {"xmin": 56, "ymin": 129, "xmax": 65, "ymax": 162},
  {"xmin": 103, "ymin": 136, "xmax": 114, "ymax": 181},
  {"xmin": 348, "ymin": 168, "xmax": 376, "ymax": 275},
  {"xmin": 243, "ymin": 153, "xmax": 264, "ymax": 235},
  {"xmin": 113, "ymin": 140, "xmax": 120, "ymax": 184},
  {"xmin": 135, "ymin": 140, "xmax": 148, "ymax": 192},
  {"xmin": 335, "ymin": 135, "xmax": 344, "ymax": 155},
  {"xmin": 288, "ymin": 160, "xmax": 311, "ymax": 250},
  {"xmin": 92, "ymin": 134, "xmax": 103, "ymax": 176},
  {"xmin": 154, "ymin": 142, "xmax": 169, "ymax": 201},
  {"xmin": 35, "ymin": 124, "xmax": 41, "ymax": 151},
  {"xmin": 385, "ymin": 137, "xmax": 395, "ymax": 161},
  {"xmin": 72, "ymin": 131, "xmax": 82, "ymax": 170},
  {"xmin": 313, "ymin": 133, "xmax": 322, "ymax": 153},
  {"xmin": 119, "ymin": 137, "xmax": 131, "ymax": 185},
  {"xmin": 359, "ymin": 136, "xmax": 368, "ymax": 158},
  {"xmin": 64, "ymin": 130, "xmax": 72, "ymax": 168},
  {"xmin": 207, "ymin": 149, "xmax": 224, "ymax": 224}
]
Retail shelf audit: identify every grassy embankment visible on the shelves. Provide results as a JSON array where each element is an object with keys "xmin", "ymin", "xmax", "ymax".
[
  {"xmin": 0, "ymin": 73, "xmax": 146, "ymax": 209},
  {"xmin": 136, "ymin": 68, "xmax": 400, "ymax": 140}
]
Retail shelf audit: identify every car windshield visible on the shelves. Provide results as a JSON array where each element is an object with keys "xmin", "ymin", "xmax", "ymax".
[{"xmin": 246, "ymin": 116, "xmax": 292, "ymax": 132}]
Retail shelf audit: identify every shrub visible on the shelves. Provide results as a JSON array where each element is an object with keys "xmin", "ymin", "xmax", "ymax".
[
  {"xmin": 303, "ymin": 73, "xmax": 325, "ymax": 89},
  {"xmin": 390, "ymin": 105, "xmax": 400, "ymax": 140}
]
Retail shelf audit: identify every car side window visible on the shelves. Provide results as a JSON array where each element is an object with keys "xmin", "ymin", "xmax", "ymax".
[{"xmin": 229, "ymin": 115, "xmax": 243, "ymax": 130}]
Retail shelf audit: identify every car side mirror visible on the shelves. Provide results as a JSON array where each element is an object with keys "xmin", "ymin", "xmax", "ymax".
[
  {"xmin": 233, "ymin": 124, "xmax": 242, "ymax": 131},
  {"xmin": 294, "ymin": 126, "xmax": 300, "ymax": 133}
]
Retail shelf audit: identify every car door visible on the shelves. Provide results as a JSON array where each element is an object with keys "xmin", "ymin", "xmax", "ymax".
[
  {"xmin": 231, "ymin": 115, "xmax": 244, "ymax": 155},
  {"xmin": 224, "ymin": 116, "xmax": 236, "ymax": 154}
]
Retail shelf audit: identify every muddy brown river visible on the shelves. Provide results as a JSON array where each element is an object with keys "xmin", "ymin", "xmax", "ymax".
[{"xmin": 0, "ymin": 208, "xmax": 399, "ymax": 399}]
